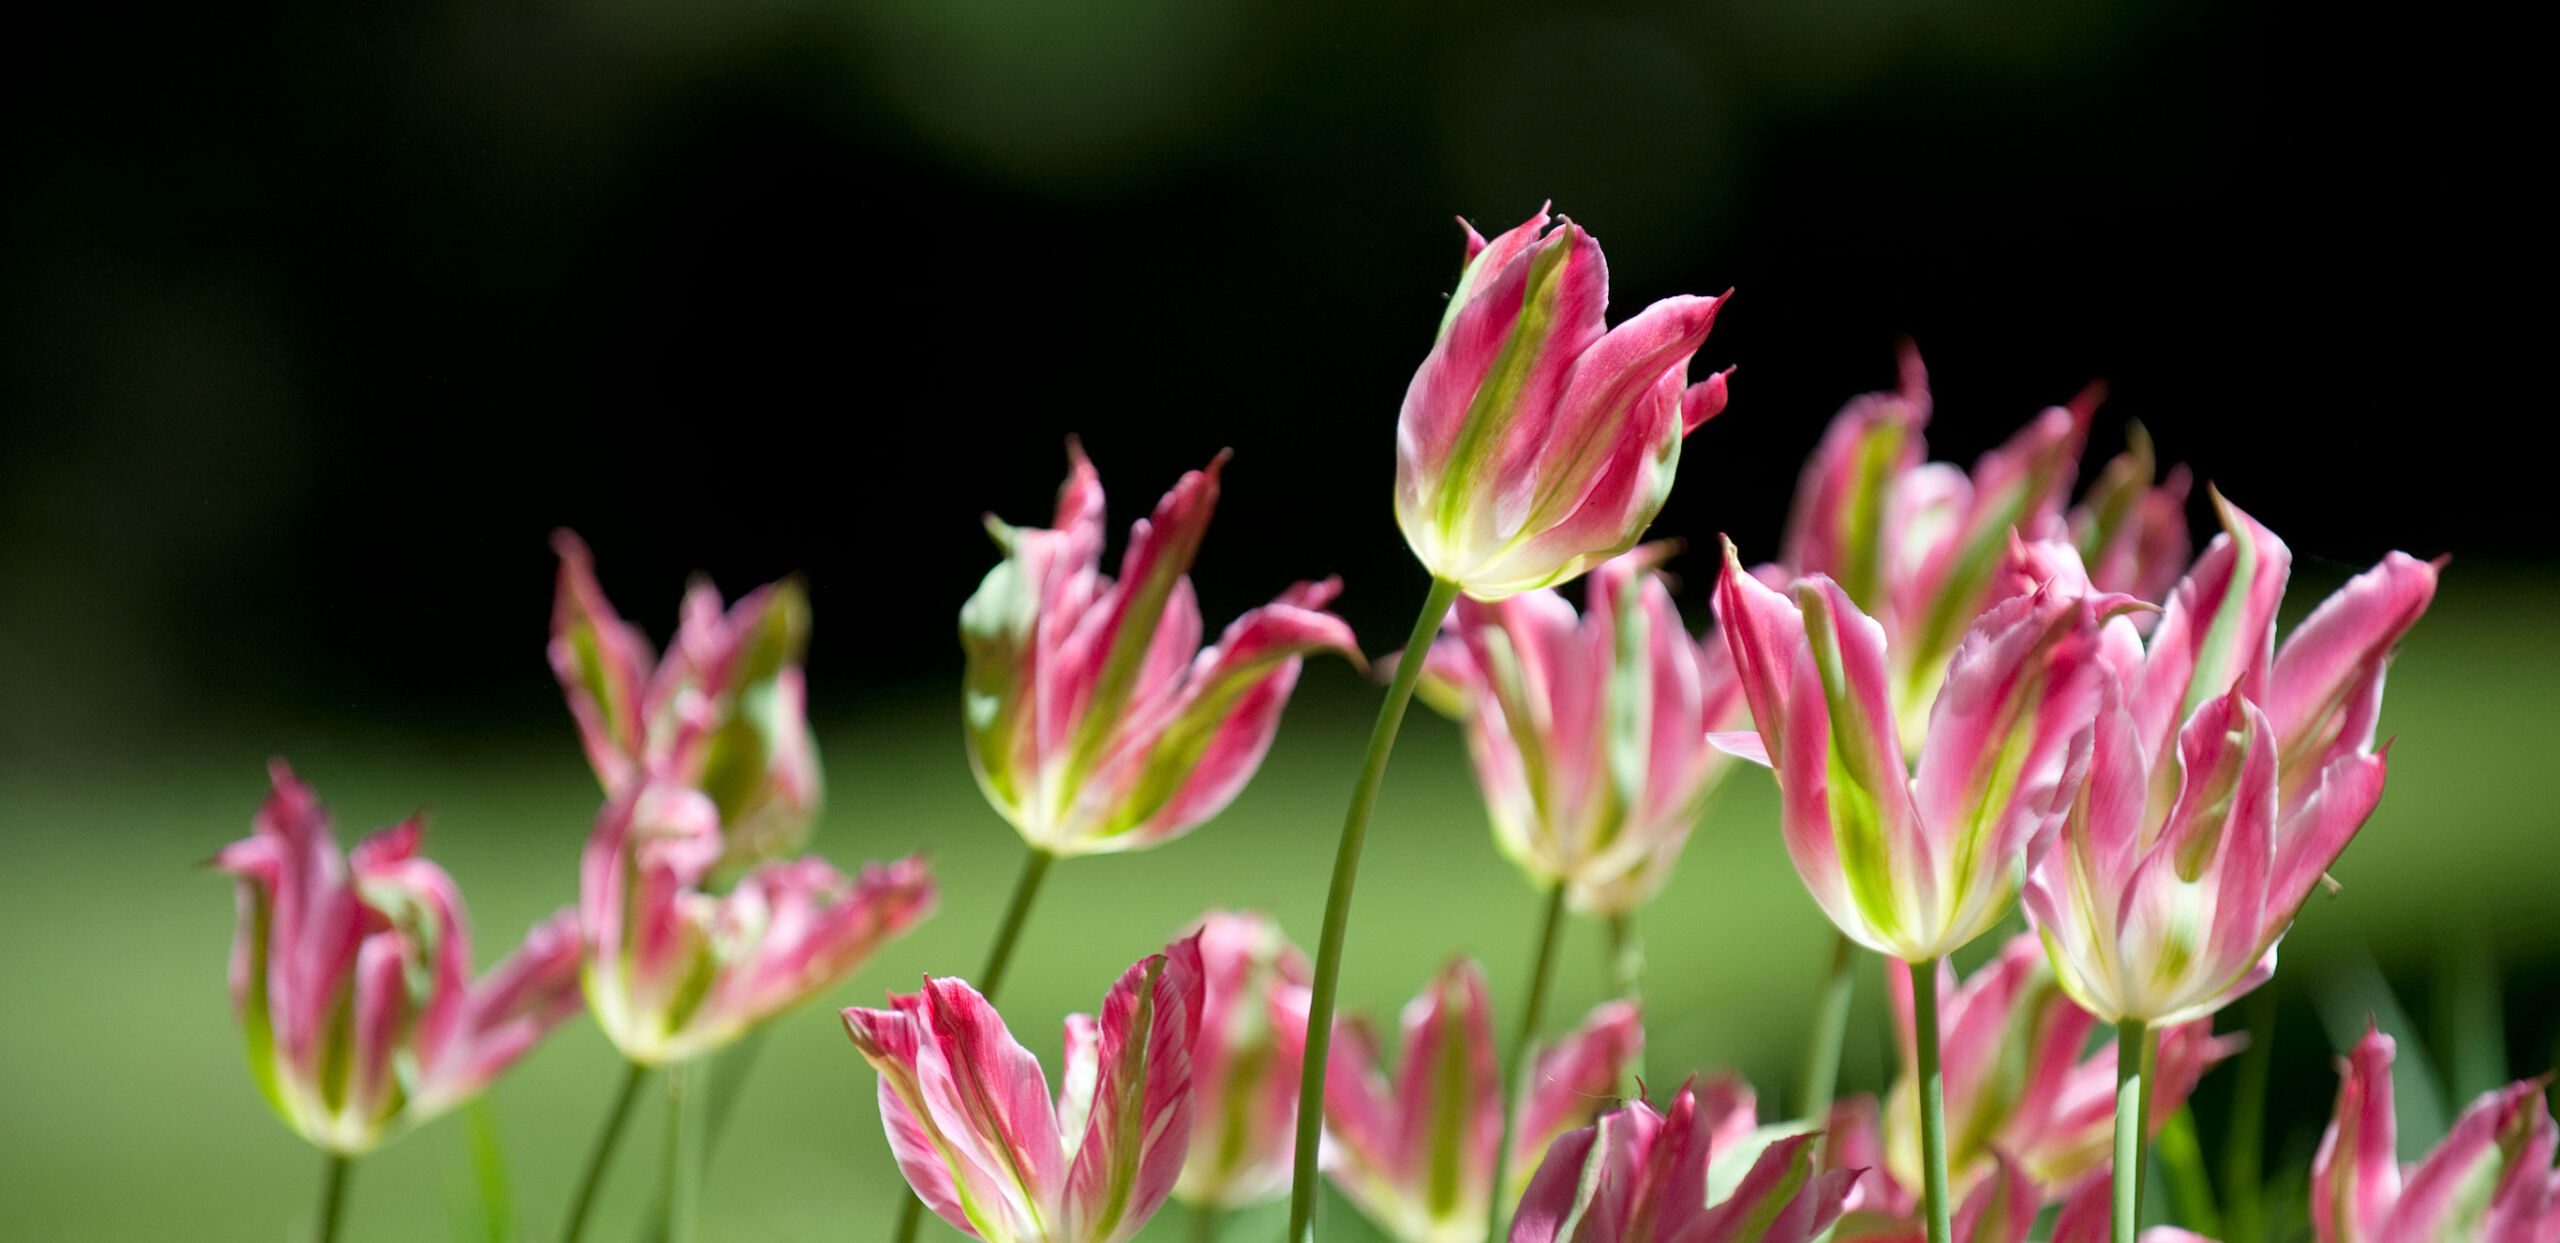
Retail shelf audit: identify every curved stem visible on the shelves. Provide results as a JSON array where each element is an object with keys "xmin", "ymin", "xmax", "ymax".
[
  {"xmin": 1910, "ymin": 958, "xmax": 1952, "ymax": 1243},
  {"xmin": 559, "ymin": 1062, "xmax": 648, "ymax": 1243},
  {"xmin": 1798, "ymin": 932, "xmax": 1857, "ymax": 1128},
  {"xmin": 1285, "ymin": 576, "xmax": 1464, "ymax": 1243},
  {"xmin": 891, "ymin": 844, "xmax": 1061, "ymax": 1243},
  {"xmin": 1489, "ymin": 882, "xmax": 1570, "ymax": 1241},
  {"xmin": 2114, "ymin": 1019, "xmax": 2155, "ymax": 1243},
  {"xmin": 314, "ymin": 1151, "xmax": 352, "ymax": 1243}
]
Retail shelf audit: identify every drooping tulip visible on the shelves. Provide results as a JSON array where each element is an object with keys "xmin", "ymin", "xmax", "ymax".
[
  {"xmin": 843, "ymin": 935, "xmax": 1207, "ymax": 1243},
  {"xmin": 2023, "ymin": 501, "xmax": 2441, "ymax": 1026},
  {"xmin": 1322, "ymin": 961, "xmax": 1643, "ymax": 1242},
  {"xmin": 215, "ymin": 762, "xmax": 584, "ymax": 1154},
  {"xmin": 1713, "ymin": 539, "xmax": 2125, "ymax": 963},
  {"xmin": 961, "ymin": 445, "xmax": 1361, "ymax": 856},
  {"xmin": 1174, "ymin": 911, "xmax": 1312, "ymax": 1210},
  {"xmin": 550, "ymin": 531, "xmax": 822, "ymax": 874},
  {"xmin": 2311, "ymin": 1024, "xmax": 2560, "ymax": 1243},
  {"xmin": 1849, "ymin": 936, "xmax": 2236, "ymax": 1202},
  {"xmin": 1510, "ymin": 1079, "xmax": 1858, "ymax": 1243},
  {"xmin": 1775, "ymin": 345, "xmax": 2111, "ymax": 738},
  {"xmin": 580, "ymin": 782, "xmax": 935, "ymax": 1066},
  {"xmin": 1393, "ymin": 205, "xmax": 1733, "ymax": 600},
  {"xmin": 1417, "ymin": 545, "xmax": 1743, "ymax": 914}
]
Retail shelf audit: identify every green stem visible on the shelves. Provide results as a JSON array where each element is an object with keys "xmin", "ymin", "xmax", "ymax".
[
  {"xmin": 1799, "ymin": 933, "xmax": 1857, "ymax": 1127},
  {"xmin": 892, "ymin": 843, "xmax": 1061, "ymax": 1243},
  {"xmin": 2221, "ymin": 987, "xmax": 2275, "ymax": 1243},
  {"xmin": 2114, "ymin": 1019, "xmax": 2155, "ymax": 1243},
  {"xmin": 1605, "ymin": 913, "xmax": 1639, "ymax": 1001},
  {"xmin": 660, "ymin": 1063, "xmax": 703, "ymax": 1243},
  {"xmin": 314, "ymin": 1151, "xmax": 352, "ymax": 1243},
  {"xmin": 1488, "ymin": 882, "xmax": 1571, "ymax": 1241},
  {"xmin": 1286, "ymin": 576, "xmax": 1464, "ymax": 1243},
  {"xmin": 560, "ymin": 1062, "xmax": 649, "ymax": 1243},
  {"xmin": 1910, "ymin": 958, "xmax": 1952, "ymax": 1243},
  {"xmin": 1192, "ymin": 1204, "xmax": 1223, "ymax": 1243}
]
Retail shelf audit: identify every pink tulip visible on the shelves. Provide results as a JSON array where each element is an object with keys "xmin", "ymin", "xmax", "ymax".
[
  {"xmin": 1856, "ymin": 936, "xmax": 2237, "ymax": 1200},
  {"xmin": 2311, "ymin": 1024, "xmax": 2560, "ymax": 1243},
  {"xmin": 1322, "ymin": 961, "xmax": 1643, "ymax": 1242},
  {"xmin": 550, "ymin": 531, "xmax": 822, "ymax": 874},
  {"xmin": 215, "ymin": 762, "xmax": 584, "ymax": 1154},
  {"xmin": 580, "ymin": 781, "xmax": 935, "ymax": 1065},
  {"xmin": 1393, "ymin": 205, "xmax": 1733, "ymax": 600},
  {"xmin": 1510, "ymin": 1079, "xmax": 1858, "ymax": 1243},
  {"xmin": 2048, "ymin": 1175, "xmax": 2221, "ymax": 1243},
  {"xmin": 2023, "ymin": 500, "xmax": 2440, "ymax": 1025},
  {"xmin": 843, "ymin": 935, "xmax": 1207, "ymax": 1243},
  {"xmin": 1418, "ymin": 545, "xmax": 1744, "ymax": 914},
  {"xmin": 1174, "ymin": 912, "xmax": 1312, "ymax": 1209},
  {"xmin": 2069, "ymin": 424, "xmax": 2193, "ymax": 614},
  {"xmin": 1712, "ymin": 539, "xmax": 2127, "ymax": 961},
  {"xmin": 962, "ymin": 445, "xmax": 1361, "ymax": 856}
]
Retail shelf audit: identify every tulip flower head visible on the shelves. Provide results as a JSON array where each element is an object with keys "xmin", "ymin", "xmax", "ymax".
[
  {"xmin": 2311, "ymin": 1024, "xmax": 2560, "ymax": 1243},
  {"xmin": 2024, "ymin": 499, "xmax": 2441, "ymax": 1026},
  {"xmin": 551, "ymin": 531, "xmax": 822, "ymax": 875},
  {"xmin": 1510, "ymin": 1079, "xmax": 1859, "ymax": 1243},
  {"xmin": 1175, "ymin": 912, "xmax": 1312, "ymax": 1210},
  {"xmin": 962, "ymin": 445, "xmax": 1361, "ymax": 856},
  {"xmin": 1322, "ymin": 960, "xmax": 1643, "ymax": 1242},
  {"xmin": 579, "ymin": 782, "xmax": 936, "ymax": 1066},
  {"xmin": 1714, "ymin": 539, "xmax": 2126, "ymax": 962},
  {"xmin": 843, "ymin": 935, "xmax": 1207, "ymax": 1243},
  {"xmin": 1394, "ymin": 205, "xmax": 1733, "ymax": 600},
  {"xmin": 215, "ymin": 762, "xmax": 584, "ymax": 1154},
  {"xmin": 1419, "ymin": 545, "xmax": 1744, "ymax": 914}
]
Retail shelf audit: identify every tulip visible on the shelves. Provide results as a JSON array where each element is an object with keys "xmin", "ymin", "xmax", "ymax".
[
  {"xmin": 2049, "ymin": 1175, "xmax": 2221, "ymax": 1243},
  {"xmin": 2311, "ymin": 1024, "xmax": 2559, "ymax": 1243},
  {"xmin": 1510, "ymin": 1079, "xmax": 1859, "ymax": 1243},
  {"xmin": 1394, "ymin": 205, "xmax": 1732, "ymax": 601},
  {"xmin": 1174, "ymin": 912, "xmax": 1312, "ymax": 1211},
  {"xmin": 550, "ymin": 531, "xmax": 821, "ymax": 874},
  {"xmin": 2069, "ymin": 424, "xmax": 2193, "ymax": 612},
  {"xmin": 1321, "ymin": 961, "xmax": 1642, "ymax": 1243},
  {"xmin": 1418, "ymin": 545, "xmax": 1744, "ymax": 917},
  {"xmin": 579, "ymin": 781, "xmax": 936, "ymax": 1067},
  {"xmin": 216, "ymin": 762, "xmax": 585, "ymax": 1156},
  {"xmin": 843, "ymin": 935, "xmax": 1207, "ymax": 1243},
  {"xmin": 961, "ymin": 445, "xmax": 1360, "ymax": 858}
]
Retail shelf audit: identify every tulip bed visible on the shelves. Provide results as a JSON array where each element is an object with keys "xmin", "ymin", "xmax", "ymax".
[{"xmin": 114, "ymin": 207, "xmax": 2560, "ymax": 1242}]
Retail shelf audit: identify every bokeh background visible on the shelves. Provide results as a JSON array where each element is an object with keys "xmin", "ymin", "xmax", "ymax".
[{"xmin": 2, "ymin": 0, "xmax": 2543, "ymax": 1238}]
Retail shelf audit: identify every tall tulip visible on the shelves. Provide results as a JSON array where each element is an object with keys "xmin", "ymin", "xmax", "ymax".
[
  {"xmin": 843, "ymin": 936, "xmax": 1206, "ymax": 1243},
  {"xmin": 2018, "ymin": 500, "xmax": 2438, "ymax": 1243},
  {"xmin": 2310, "ymin": 1024, "xmax": 2560, "ymax": 1243},
  {"xmin": 1297, "ymin": 205, "xmax": 1733, "ymax": 1243},
  {"xmin": 215, "ymin": 762, "xmax": 584, "ymax": 1241},
  {"xmin": 550, "ymin": 530, "xmax": 821, "ymax": 876},
  {"xmin": 1320, "ymin": 961, "xmax": 1642, "ymax": 1243},
  {"xmin": 1510, "ymin": 1080, "xmax": 1859, "ymax": 1243},
  {"xmin": 1173, "ymin": 912, "xmax": 1312, "ymax": 1217}
]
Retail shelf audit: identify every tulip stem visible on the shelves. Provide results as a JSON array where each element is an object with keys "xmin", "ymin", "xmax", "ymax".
[
  {"xmin": 1605, "ymin": 913, "xmax": 1639, "ymax": 1001},
  {"xmin": 560, "ymin": 1062, "xmax": 648, "ymax": 1243},
  {"xmin": 1286, "ymin": 575, "xmax": 1464, "ymax": 1243},
  {"xmin": 890, "ymin": 843, "xmax": 1061, "ymax": 1243},
  {"xmin": 1910, "ymin": 958, "xmax": 1952, "ymax": 1243},
  {"xmin": 1192, "ymin": 1205, "xmax": 1224, "ymax": 1243},
  {"xmin": 1489, "ymin": 881, "xmax": 1570, "ymax": 1242},
  {"xmin": 660, "ymin": 1062, "xmax": 703, "ymax": 1243},
  {"xmin": 1798, "ymin": 932, "xmax": 1857, "ymax": 1128},
  {"xmin": 2114, "ymin": 1019, "xmax": 2155, "ymax": 1243},
  {"xmin": 314, "ymin": 1151, "xmax": 351, "ymax": 1243}
]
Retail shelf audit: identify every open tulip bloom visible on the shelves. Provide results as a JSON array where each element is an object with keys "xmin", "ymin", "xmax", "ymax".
[
  {"xmin": 1319, "ymin": 960, "xmax": 1642, "ymax": 1242},
  {"xmin": 216, "ymin": 763, "xmax": 584, "ymax": 1157},
  {"xmin": 1419, "ymin": 544, "xmax": 1744, "ymax": 918},
  {"xmin": 2312, "ymin": 1024, "xmax": 2560, "ymax": 1243},
  {"xmin": 1509, "ymin": 1078, "xmax": 1859, "ymax": 1243},
  {"xmin": 843, "ymin": 935, "xmax": 1207, "ymax": 1243},
  {"xmin": 578, "ymin": 781, "xmax": 936, "ymax": 1066},
  {"xmin": 551, "ymin": 530, "xmax": 823, "ymax": 877},
  {"xmin": 1175, "ymin": 912, "xmax": 1313, "ymax": 1213}
]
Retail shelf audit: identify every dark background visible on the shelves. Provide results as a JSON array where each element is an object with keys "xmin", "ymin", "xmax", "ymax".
[
  {"xmin": 1, "ymin": 0, "xmax": 2534, "ymax": 758},
  {"xmin": 2, "ymin": 2, "xmax": 2548, "ymax": 1239}
]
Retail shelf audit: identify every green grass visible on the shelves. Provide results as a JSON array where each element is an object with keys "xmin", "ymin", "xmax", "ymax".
[{"xmin": 3, "ymin": 570, "xmax": 2555, "ymax": 1240}]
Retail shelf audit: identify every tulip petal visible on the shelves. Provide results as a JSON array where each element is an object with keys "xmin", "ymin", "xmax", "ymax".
[
  {"xmin": 1063, "ymin": 936, "xmax": 1206, "ymax": 1243},
  {"xmin": 2267, "ymin": 552, "xmax": 2438, "ymax": 800}
]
